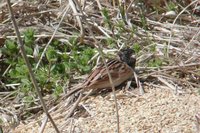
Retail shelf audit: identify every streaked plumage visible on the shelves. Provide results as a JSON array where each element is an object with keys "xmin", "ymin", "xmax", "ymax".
[{"xmin": 66, "ymin": 48, "xmax": 136, "ymax": 96}]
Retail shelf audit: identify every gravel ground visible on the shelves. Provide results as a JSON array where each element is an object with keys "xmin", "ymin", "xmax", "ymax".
[{"xmin": 13, "ymin": 87, "xmax": 200, "ymax": 133}]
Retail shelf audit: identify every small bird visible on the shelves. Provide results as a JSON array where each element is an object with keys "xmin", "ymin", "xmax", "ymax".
[{"xmin": 65, "ymin": 48, "xmax": 136, "ymax": 97}]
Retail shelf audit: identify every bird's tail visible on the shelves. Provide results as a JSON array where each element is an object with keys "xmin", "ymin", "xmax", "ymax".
[{"xmin": 63, "ymin": 84, "xmax": 83, "ymax": 100}]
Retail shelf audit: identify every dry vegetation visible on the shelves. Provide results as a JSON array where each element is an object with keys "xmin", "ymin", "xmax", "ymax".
[{"xmin": 0, "ymin": 0, "xmax": 200, "ymax": 132}]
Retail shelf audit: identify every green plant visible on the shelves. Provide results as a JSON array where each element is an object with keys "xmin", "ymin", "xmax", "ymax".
[
  {"xmin": 145, "ymin": 43, "xmax": 163, "ymax": 67},
  {"xmin": 23, "ymin": 28, "xmax": 35, "ymax": 46},
  {"xmin": 150, "ymin": 44, "xmax": 157, "ymax": 52},
  {"xmin": 166, "ymin": 1, "xmax": 177, "ymax": 11},
  {"xmin": 115, "ymin": 20, "xmax": 126, "ymax": 34},
  {"xmin": 102, "ymin": 8, "xmax": 112, "ymax": 29},
  {"xmin": 0, "ymin": 29, "xmax": 96, "ymax": 107},
  {"xmin": 132, "ymin": 43, "xmax": 141, "ymax": 54},
  {"xmin": 119, "ymin": 5, "xmax": 126, "ymax": 22},
  {"xmin": 148, "ymin": 57, "xmax": 163, "ymax": 67},
  {"xmin": 106, "ymin": 38, "xmax": 115, "ymax": 48},
  {"xmin": 71, "ymin": 47, "xmax": 95, "ymax": 74}
]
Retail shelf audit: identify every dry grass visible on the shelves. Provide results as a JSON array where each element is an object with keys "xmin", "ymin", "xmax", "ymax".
[{"xmin": 0, "ymin": 0, "xmax": 200, "ymax": 132}]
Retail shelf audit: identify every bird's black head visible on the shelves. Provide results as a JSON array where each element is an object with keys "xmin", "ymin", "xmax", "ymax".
[{"xmin": 118, "ymin": 48, "xmax": 136, "ymax": 69}]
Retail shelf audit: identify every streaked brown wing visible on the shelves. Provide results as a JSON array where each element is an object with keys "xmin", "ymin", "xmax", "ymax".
[
  {"xmin": 83, "ymin": 59, "xmax": 133, "ymax": 90},
  {"xmin": 82, "ymin": 59, "xmax": 116, "ymax": 87}
]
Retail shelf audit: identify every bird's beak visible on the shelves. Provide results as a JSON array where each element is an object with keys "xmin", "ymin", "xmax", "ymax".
[{"xmin": 131, "ymin": 54, "xmax": 136, "ymax": 59}]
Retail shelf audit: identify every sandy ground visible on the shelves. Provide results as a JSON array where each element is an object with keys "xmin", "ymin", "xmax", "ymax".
[{"xmin": 12, "ymin": 87, "xmax": 200, "ymax": 133}]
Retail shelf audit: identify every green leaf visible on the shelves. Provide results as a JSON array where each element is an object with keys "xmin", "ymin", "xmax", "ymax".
[
  {"xmin": 23, "ymin": 95, "xmax": 34, "ymax": 104},
  {"xmin": 79, "ymin": 65, "xmax": 91, "ymax": 73},
  {"xmin": 53, "ymin": 86, "xmax": 63, "ymax": 99},
  {"xmin": 102, "ymin": 8, "xmax": 112, "ymax": 28},
  {"xmin": 35, "ymin": 67, "xmax": 48, "ymax": 85},
  {"xmin": 46, "ymin": 46, "xmax": 57, "ymax": 62},
  {"xmin": 24, "ymin": 45, "xmax": 33, "ymax": 55},
  {"xmin": 167, "ymin": 1, "xmax": 177, "ymax": 11},
  {"xmin": 57, "ymin": 63, "xmax": 65, "ymax": 73},
  {"xmin": 150, "ymin": 44, "xmax": 156, "ymax": 52},
  {"xmin": 20, "ymin": 85, "xmax": 32, "ymax": 94},
  {"xmin": 69, "ymin": 37, "xmax": 78, "ymax": 47},
  {"xmin": 62, "ymin": 53, "xmax": 69, "ymax": 60},
  {"xmin": 106, "ymin": 38, "xmax": 115, "ymax": 47},
  {"xmin": 52, "ymin": 63, "xmax": 65, "ymax": 74},
  {"xmin": 23, "ymin": 28, "xmax": 35, "ymax": 46},
  {"xmin": 133, "ymin": 43, "xmax": 141, "ymax": 53},
  {"xmin": 21, "ymin": 78, "xmax": 30, "ymax": 85},
  {"xmin": 5, "ymin": 40, "xmax": 18, "ymax": 54},
  {"xmin": 148, "ymin": 58, "xmax": 163, "ymax": 67}
]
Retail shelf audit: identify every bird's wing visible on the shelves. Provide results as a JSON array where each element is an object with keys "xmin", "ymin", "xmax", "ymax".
[{"xmin": 83, "ymin": 59, "xmax": 133, "ymax": 90}]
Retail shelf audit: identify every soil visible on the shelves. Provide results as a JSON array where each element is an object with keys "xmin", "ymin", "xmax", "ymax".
[{"xmin": 13, "ymin": 87, "xmax": 200, "ymax": 133}]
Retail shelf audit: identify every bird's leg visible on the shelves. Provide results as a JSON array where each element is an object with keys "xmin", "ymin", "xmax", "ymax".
[
  {"xmin": 124, "ymin": 79, "xmax": 133, "ymax": 91},
  {"xmin": 133, "ymin": 71, "xmax": 144, "ymax": 95}
]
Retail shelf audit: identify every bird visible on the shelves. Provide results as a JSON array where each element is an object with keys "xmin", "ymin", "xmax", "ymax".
[{"xmin": 64, "ymin": 48, "xmax": 136, "ymax": 98}]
